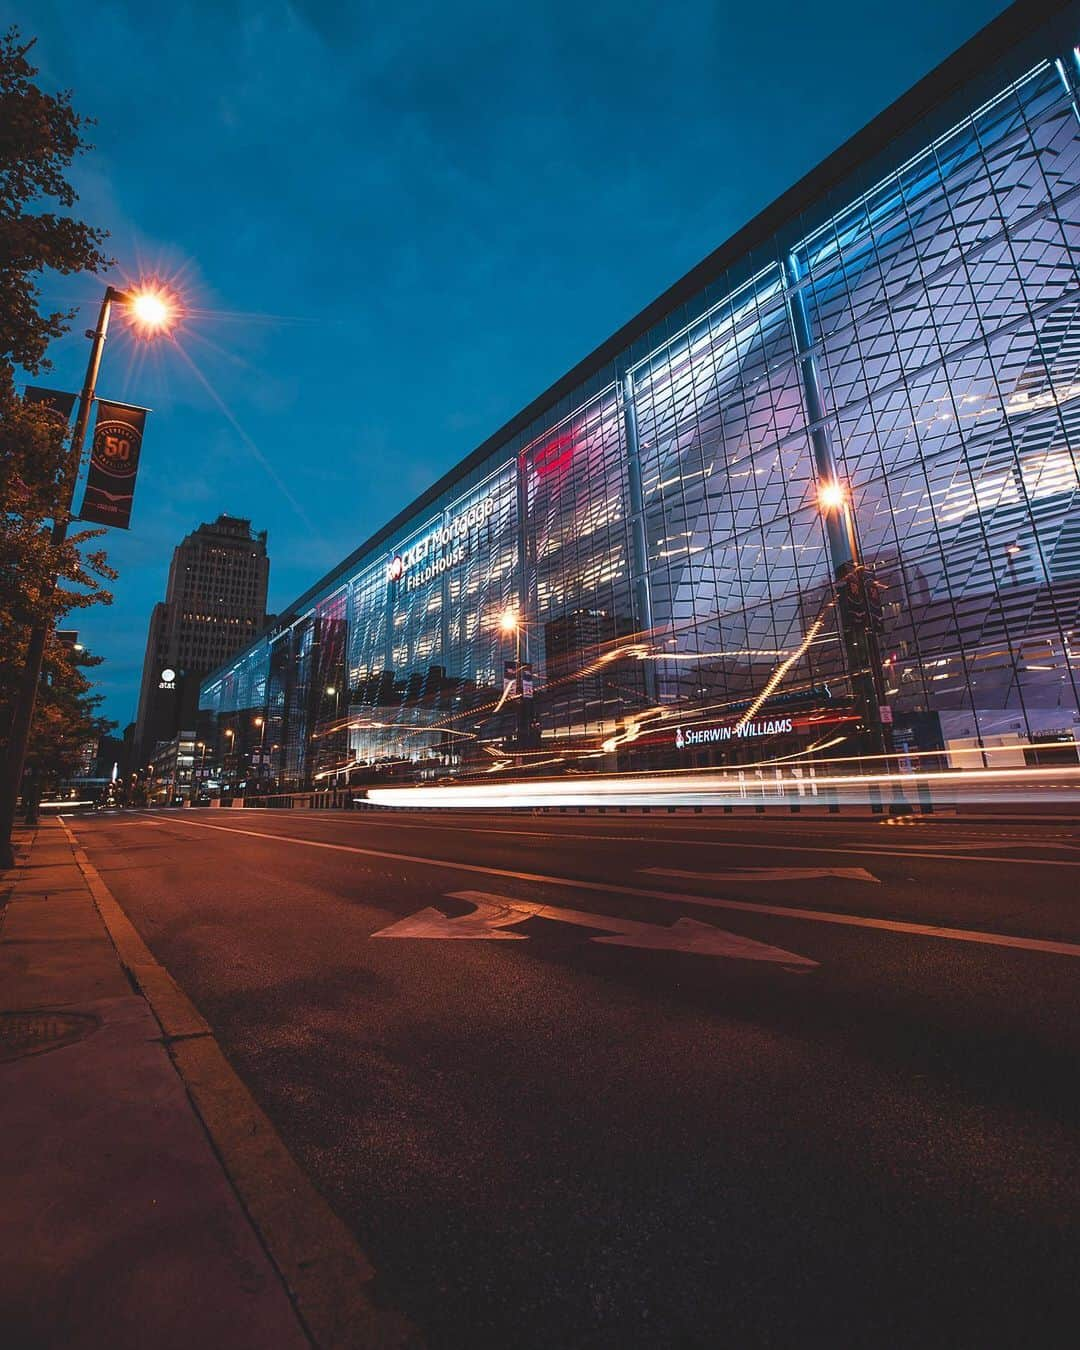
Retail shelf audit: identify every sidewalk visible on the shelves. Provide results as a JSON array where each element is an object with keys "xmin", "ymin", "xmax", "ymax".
[{"xmin": 0, "ymin": 818, "xmax": 310, "ymax": 1350}]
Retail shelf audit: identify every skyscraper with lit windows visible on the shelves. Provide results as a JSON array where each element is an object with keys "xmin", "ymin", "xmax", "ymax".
[{"xmin": 135, "ymin": 515, "xmax": 268, "ymax": 764}]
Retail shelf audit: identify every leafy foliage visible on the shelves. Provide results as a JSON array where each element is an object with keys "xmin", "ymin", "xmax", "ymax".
[
  {"xmin": 0, "ymin": 27, "xmax": 110, "ymax": 375},
  {"xmin": 0, "ymin": 379, "xmax": 118, "ymax": 761},
  {"xmin": 22, "ymin": 641, "xmax": 115, "ymax": 790},
  {"xmin": 0, "ymin": 27, "xmax": 115, "ymax": 820}
]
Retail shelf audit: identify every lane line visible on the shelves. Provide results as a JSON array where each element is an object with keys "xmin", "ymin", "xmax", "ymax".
[
  {"xmin": 645, "ymin": 866, "xmax": 879, "ymax": 883},
  {"xmin": 171, "ymin": 813, "xmax": 1080, "ymax": 867},
  {"xmin": 129, "ymin": 815, "xmax": 1080, "ymax": 960},
  {"xmin": 163, "ymin": 809, "xmax": 1080, "ymax": 843}
]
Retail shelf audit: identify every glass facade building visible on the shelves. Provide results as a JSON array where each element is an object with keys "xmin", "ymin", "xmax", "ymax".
[{"xmin": 201, "ymin": 0, "xmax": 1080, "ymax": 788}]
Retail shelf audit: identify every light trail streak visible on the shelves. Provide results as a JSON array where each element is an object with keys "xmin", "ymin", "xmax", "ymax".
[
  {"xmin": 364, "ymin": 763, "xmax": 1080, "ymax": 811},
  {"xmin": 734, "ymin": 597, "xmax": 835, "ymax": 732}
]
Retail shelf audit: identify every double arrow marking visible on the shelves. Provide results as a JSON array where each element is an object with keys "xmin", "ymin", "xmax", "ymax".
[{"xmin": 371, "ymin": 890, "xmax": 817, "ymax": 967}]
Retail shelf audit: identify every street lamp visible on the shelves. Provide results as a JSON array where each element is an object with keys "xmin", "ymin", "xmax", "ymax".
[
  {"xmin": 222, "ymin": 727, "xmax": 237, "ymax": 797},
  {"xmin": 498, "ymin": 608, "xmax": 535, "ymax": 750},
  {"xmin": 252, "ymin": 715, "xmax": 267, "ymax": 784},
  {"xmin": 499, "ymin": 609, "xmax": 522, "ymax": 662},
  {"xmin": 817, "ymin": 479, "xmax": 846, "ymax": 512},
  {"xmin": 817, "ymin": 477, "xmax": 889, "ymax": 755},
  {"xmin": 817, "ymin": 479, "xmax": 859, "ymax": 563},
  {"xmin": 127, "ymin": 288, "xmax": 175, "ymax": 334},
  {"xmin": 1, "ymin": 282, "xmax": 178, "ymax": 859}
]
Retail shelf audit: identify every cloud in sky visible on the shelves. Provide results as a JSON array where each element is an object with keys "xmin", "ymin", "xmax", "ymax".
[{"xmin": 5, "ymin": 0, "xmax": 1011, "ymax": 723}]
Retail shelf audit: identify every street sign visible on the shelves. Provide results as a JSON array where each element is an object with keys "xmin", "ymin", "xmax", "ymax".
[
  {"xmin": 503, "ymin": 661, "xmax": 535, "ymax": 699},
  {"xmin": 79, "ymin": 400, "xmax": 149, "ymax": 530}
]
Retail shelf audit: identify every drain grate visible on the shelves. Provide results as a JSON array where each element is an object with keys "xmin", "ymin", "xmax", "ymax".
[{"xmin": 0, "ymin": 1011, "xmax": 99, "ymax": 1063}]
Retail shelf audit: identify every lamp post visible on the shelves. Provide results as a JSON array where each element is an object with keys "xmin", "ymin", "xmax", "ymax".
[
  {"xmin": 817, "ymin": 479, "xmax": 890, "ymax": 756},
  {"xmin": 252, "ymin": 716, "xmax": 266, "ymax": 790},
  {"xmin": 0, "ymin": 283, "xmax": 175, "ymax": 863},
  {"xmin": 500, "ymin": 609, "xmax": 534, "ymax": 751},
  {"xmin": 324, "ymin": 686, "xmax": 345, "ymax": 788}
]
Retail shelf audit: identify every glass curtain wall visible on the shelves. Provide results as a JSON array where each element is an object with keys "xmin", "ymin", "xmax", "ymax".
[{"xmin": 200, "ymin": 19, "xmax": 1080, "ymax": 784}]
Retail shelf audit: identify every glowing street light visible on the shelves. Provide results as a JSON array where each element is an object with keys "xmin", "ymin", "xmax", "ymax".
[
  {"xmin": 126, "ymin": 287, "xmax": 176, "ymax": 335},
  {"xmin": 817, "ymin": 480, "xmax": 847, "ymax": 512},
  {"xmin": 817, "ymin": 477, "xmax": 859, "ymax": 566},
  {"xmin": 499, "ymin": 610, "xmax": 519, "ymax": 635}
]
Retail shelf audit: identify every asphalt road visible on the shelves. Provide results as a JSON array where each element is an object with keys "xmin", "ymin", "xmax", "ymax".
[{"xmin": 66, "ymin": 808, "xmax": 1080, "ymax": 1349}]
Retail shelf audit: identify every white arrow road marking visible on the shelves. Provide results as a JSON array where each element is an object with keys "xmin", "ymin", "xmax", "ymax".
[
  {"xmin": 369, "ymin": 897, "xmax": 531, "ymax": 939},
  {"xmin": 644, "ymin": 866, "xmax": 879, "ymax": 884},
  {"xmin": 372, "ymin": 890, "xmax": 817, "ymax": 967},
  {"xmin": 147, "ymin": 819, "xmax": 1080, "ymax": 960}
]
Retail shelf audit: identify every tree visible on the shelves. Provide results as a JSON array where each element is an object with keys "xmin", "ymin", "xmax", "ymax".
[
  {"xmin": 0, "ymin": 28, "xmax": 109, "ymax": 374},
  {"xmin": 18, "ymin": 640, "xmax": 116, "ymax": 822},
  {"xmin": 0, "ymin": 27, "xmax": 112, "ymax": 865},
  {"xmin": 0, "ymin": 385, "xmax": 117, "ymax": 771}
]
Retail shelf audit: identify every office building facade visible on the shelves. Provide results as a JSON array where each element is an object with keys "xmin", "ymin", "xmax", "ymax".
[
  {"xmin": 201, "ymin": 0, "xmax": 1080, "ymax": 786},
  {"xmin": 135, "ymin": 515, "xmax": 269, "ymax": 764}
]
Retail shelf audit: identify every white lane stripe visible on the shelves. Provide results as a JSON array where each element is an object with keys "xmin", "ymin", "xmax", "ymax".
[
  {"xmin": 186, "ymin": 813, "xmax": 1080, "ymax": 868},
  {"xmin": 645, "ymin": 866, "xmax": 879, "ymax": 883},
  {"xmin": 111, "ymin": 815, "xmax": 1080, "ymax": 961}
]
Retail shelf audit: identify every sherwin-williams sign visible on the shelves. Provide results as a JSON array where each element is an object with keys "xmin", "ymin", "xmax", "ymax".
[
  {"xmin": 79, "ymin": 400, "xmax": 148, "ymax": 529},
  {"xmin": 675, "ymin": 718, "xmax": 794, "ymax": 749}
]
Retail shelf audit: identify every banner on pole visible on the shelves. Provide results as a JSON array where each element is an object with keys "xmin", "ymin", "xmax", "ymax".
[
  {"xmin": 24, "ymin": 386, "xmax": 77, "ymax": 424},
  {"xmin": 79, "ymin": 400, "xmax": 149, "ymax": 529}
]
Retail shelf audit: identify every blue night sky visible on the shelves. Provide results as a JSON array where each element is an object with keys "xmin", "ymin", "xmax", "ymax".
[{"xmin": 9, "ymin": 0, "xmax": 1011, "ymax": 727}]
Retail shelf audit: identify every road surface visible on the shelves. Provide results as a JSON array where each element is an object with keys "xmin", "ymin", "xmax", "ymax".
[{"xmin": 65, "ymin": 808, "xmax": 1080, "ymax": 1348}]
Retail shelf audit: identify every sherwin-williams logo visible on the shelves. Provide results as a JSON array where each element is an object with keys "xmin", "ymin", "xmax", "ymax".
[{"xmin": 676, "ymin": 717, "xmax": 793, "ymax": 747}]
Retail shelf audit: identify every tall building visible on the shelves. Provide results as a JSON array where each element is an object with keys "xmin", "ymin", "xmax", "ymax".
[
  {"xmin": 202, "ymin": 0, "xmax": 1080, "ymax": 786},
  {"xmin": 135, "ymin": 515, "xmax": 268, "ymax": 763}
]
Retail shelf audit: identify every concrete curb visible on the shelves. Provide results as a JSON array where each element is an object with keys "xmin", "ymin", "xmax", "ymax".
[
  {"xmin": 60, "ymin": 820, "xmax": 421, "ymax": 1350},
  {"xmin": 0, "ymin": 822, "xmax": 310, "ymax": 1349}
]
